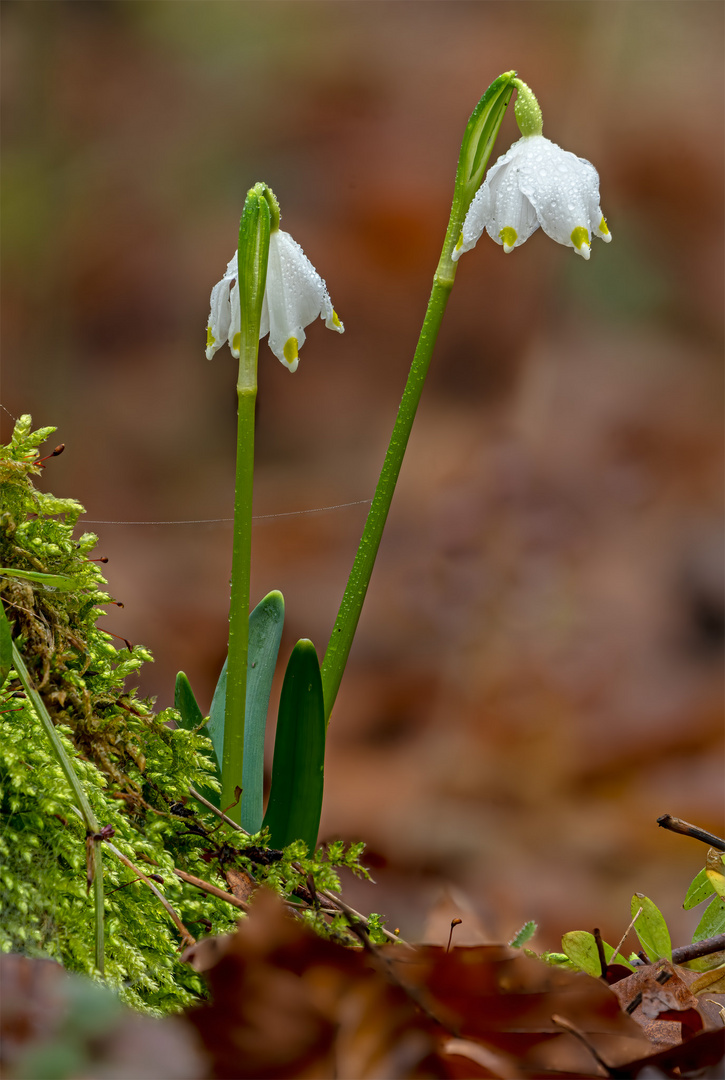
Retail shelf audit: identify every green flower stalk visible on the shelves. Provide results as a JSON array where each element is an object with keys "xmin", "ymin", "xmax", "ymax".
[
  {"xmin": 206, "ymin": 184, "xmax": 344, "ymax": 819},
  {"xmin": 320, "ymin": 70, "xmax": 517, "ymax": 721}
]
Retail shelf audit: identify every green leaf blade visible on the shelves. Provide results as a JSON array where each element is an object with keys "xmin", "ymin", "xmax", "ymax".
[
  {"xmin": 207, "ymin": 591, "xmax": 285, "ymax": 828},
  {"xmin": 262, "ymin": 638, "xmax": 325, "ymax": 852},
  {"xmin": 561, "ymin": 931, "xmax": 634, "ymax": 977},
  {"xmin": 240, "ymin": 590, "xmax": 285, "ymax": 832},
  {"xmin": 632, "ymin": 893, "xmax": 672, "ymax": 962},
  {"xmin": 693, "ymin": 897, "xmax": 725, "ymax": 942},
  {"xmin": 684, "ymin": 867, "xmax": 715, "ymax": 910}
]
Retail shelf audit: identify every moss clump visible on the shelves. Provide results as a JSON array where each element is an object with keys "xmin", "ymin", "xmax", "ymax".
[{"xmin": 0, "ymin": 417, "xmax": 371, "ymax": 1013}]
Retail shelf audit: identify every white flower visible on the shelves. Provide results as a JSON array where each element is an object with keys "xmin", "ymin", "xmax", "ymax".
[
  {"xmin": 452, "ymin": 134, "xmax": 611, "ymax": 261},
  {"xmin": 206, "ymin": 229, "xmax": 343, "ymax": 372}
]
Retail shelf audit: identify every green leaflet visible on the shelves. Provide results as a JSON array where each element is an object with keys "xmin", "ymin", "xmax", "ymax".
[
  {"xmin": 509, "ymin": 921, "xmax": 537, "ymax": 948},
  {"xmin": 208, "ymin": 591, "xmax": 285, "ymax": 831},
  {"xmin": 631, "ymin": 893, "xmax": 672, "ymax": 962},
  {"xmin": 561, "ymin": 931, "xmax": 634, "ymax": 977},
  {"xmin": 684, "ymin": 867, "xmax": 715, "ymax": 909},
  {"xmin": 693, "ymin": 896, "xmax": 725, "ymax": 942},
  {"xmin": 263, "ymin": 639, "xmax": 325, "ymax": 852}
]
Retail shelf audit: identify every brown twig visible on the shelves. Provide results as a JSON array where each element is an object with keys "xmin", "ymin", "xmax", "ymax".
[
  {"xmin": 173, "ymin": 868, "xmax": 250, "ymax": 912},
  {"xmin": 593, "ymin": 928, "xmax": 608, "ymax": 979},
  {"xmin": 610, "ymin": 906, "xmax": 642, "ymax": 965},
  {"xmin": 672, "ymin": 934, "xmax": 725, "ymax": 965},
  {"xmin": 104, "ymin": 840, "xmax": 195, "ymax": 947},
  {"xmin": 551, "ymin": 1014, "xmax": 616, "ymax": 1077},
  {"xmin": 657, "ymin": 815, "xmax": 725, "ymax": 852}
]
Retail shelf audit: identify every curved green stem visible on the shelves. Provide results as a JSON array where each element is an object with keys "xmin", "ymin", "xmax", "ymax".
[
  {"xmin": 320, "ymin": 215, "xmax": 462, "ymax": 722},
  {"xmin": 11, "ymin": 640, "xmax": 105, "ymax": 973},
  {"xmin": 320, "ymin": 72, "xmax": 517, "ymax": 723}
]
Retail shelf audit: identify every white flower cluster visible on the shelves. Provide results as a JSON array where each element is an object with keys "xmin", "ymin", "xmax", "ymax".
[
  {"xmin": 206, "ymin": 229, "xmax": 343, "ymax": 372},
  {"xmin": 453, "ymin": 134, "xmax": 611, "ymax": 262}
]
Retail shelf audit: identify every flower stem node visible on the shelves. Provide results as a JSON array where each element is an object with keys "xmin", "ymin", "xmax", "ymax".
[
  {"xmin": 206, "ymin": 225, "xmax": 344, "ymax": 372},
  {"xmin": 452, "ymin": 134, "xmax": 611, "ymax": 262}
]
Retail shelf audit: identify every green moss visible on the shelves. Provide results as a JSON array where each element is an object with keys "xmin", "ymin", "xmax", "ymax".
[{"xmin": 0, "ymin": 416, "xmax": 372, "ymax": 1013}]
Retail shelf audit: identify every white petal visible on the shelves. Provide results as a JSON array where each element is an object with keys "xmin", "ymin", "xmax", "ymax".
[
  {"xmin": 483, "ymin": 159, "xmax": 539, "ymax": 251},
  {"xmin": 516, "ymin": 137, "xmax": 603, "ymax": 252},
  {"xmin": 206, "ymin": 277, "xmax": 231, "ymax": 359},
  {"xmin": 228, "ymin": 280, "xmax": 241, "ymax": 358},
  {"xmin": 264, "ymin": 230, "xmax": 332, "ymax": 368}
]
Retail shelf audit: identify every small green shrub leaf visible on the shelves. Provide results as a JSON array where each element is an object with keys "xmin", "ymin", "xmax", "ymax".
[
  {"xmin": 263, "ymin": 638, "xmax": 325, "ymax": 851},
  {"xmin": 631, "ymin": 893, "xmax": 672, "ymax": 961},
  {"xmin": 561, "ymin": 931, "xmax": 634, "ymax": 976},
  {"xmin": 684, "ymin": 867, "xmax": 715, "ymax": 909},
  {"xmin": 693, "ymin": 896, "xmax": 725, "ymax": 942}
]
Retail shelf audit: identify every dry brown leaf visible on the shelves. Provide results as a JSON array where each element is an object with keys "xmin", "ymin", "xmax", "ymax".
[
  {"xmin": 186, "ymin": 889, "xmax": 443, "ymax": 1079},
  {"xmin": 689, "ymin": 964, "xmax": 725, "ymax": 996},
  {"xmin": 224, "ymin": 865, "xmax": 257, "ymax": 904},
  {"xmin": 609, "ymin": 960, "xmax": 705, "ymax": 1051},
  {"xmin": 384, "ymin": 943, "xmax": 653, "ymax": 1076}
]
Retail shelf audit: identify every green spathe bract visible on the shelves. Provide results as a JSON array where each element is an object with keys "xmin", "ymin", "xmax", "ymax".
[{"xmin": 263, "ymin": 639, "xmax": 325, "ymax": 851}]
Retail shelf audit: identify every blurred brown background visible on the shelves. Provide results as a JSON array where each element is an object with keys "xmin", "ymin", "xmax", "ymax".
[{"xmin": 2, "ymin": 0, "xmax": 723, "ymax": 952}]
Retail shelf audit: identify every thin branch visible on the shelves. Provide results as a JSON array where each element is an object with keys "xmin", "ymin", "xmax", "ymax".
[
  {"xmin": 610, "ymin": 906, "xmax": 642, "ymax": 966},
  {"xmin": 657, "ymin": 815, "xmax": 725, "ymax": 852},
  {"xmin": 104, "ymin": 840, "xmax": 195, "ymax": 947},
  {"xmin": 672, "ymin": 934, "xmax": 725, "ymax": 965},
  {"xmin": 173, "ymin": 868, "xmax": 249, "ymax": 912},
  {"xmin": 188, "ymin": 785, "xmax": 250, "ymax": 834},
  {"xmin": 551, "ymin": 1014, "xmax": 616, "ymax": 1077}
]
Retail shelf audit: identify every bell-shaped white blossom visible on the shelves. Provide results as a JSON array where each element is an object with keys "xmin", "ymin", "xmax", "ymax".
[
  {"xmin": 452, "ymin": 134, "xmax": 611, "ymax": 262},
  {"xmin": 206, "ymin": 229, "xmax": 343, "ymax": 372}
]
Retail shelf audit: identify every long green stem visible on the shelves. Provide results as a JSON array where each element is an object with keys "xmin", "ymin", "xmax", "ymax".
[
  {"xmin": 219, "ymin": 188, "xmax": 270, "ymax": 822},
  {"xmin": 320, "ymin": 217, "xmax": 462, "ymax": 721},
  {"xmin": 320, "ymin": 72, "xmax": 516, "ymax": 722},
  {"xmin": 12, "ymin": 641, "xmax": 105, "ymax": 973},
  {"xmin": 222, "ymin": 384, "xmax": 256, "ymax": 819}
]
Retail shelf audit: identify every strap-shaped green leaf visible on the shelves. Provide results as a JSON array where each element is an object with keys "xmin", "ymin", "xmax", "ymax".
[
  {"xmin": 263, "ymin": 638, "xmax": 325, "ymax": 852},
  {"xmin": 208, "ymin": 590, "xmax": 285, "ymax": 830}
]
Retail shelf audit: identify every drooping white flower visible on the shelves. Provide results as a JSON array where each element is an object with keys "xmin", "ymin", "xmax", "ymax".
[
  {"xmin": 206, "ymin": 229, "xmax": 343, "ymax": 372},
  {"xmin": 452, "ymin": 134, "xmax": 611, "ymax": 262}
]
